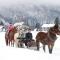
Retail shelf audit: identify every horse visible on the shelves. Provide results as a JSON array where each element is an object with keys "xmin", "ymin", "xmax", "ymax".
[
  {"xmin": 14, "ymin": 26, "xmax": 26, "ymax": 48},
  {"xmin": 5, "ymin": 26, "xmax": 17, "ymax": 47},
  {"xmin": 36, "ymin": 24, "xmax": 60, "ymax": 54}
]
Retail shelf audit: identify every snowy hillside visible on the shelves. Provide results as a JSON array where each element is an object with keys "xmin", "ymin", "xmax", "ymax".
[
  {"xmin": 1, "ymin": 5, "xmax": 60, "ymax": 26},
  {"xmin": 0, "ymin": 31, "xmax": 60, "ymax": 60}
]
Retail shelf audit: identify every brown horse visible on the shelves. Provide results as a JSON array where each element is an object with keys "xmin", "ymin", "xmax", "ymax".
[
  {"xmin": 5, "ymin": 26, "xmax": 17, "ymax": 47},
  {"xmin": 36, "ymin": 24, "xmax": 60, "ymax": 54}
]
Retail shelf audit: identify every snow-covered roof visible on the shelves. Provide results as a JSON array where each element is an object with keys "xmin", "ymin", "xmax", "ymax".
[
  {"xmin": 14, "ymin": 22, "xmax": 24, "ymax": 26},
  {"xmin": 41, "ymin": 24, "xmax": 55, "ymax": 27}
]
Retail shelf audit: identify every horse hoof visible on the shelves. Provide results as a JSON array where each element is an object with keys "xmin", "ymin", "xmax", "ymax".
[
  {"xmin": 49, "ymin": 51, "xmax": 52, "ymax": 54},
  {"xmin": 37, "ymin": 49, "xmax": 39, "ymax": 51},
  {"xmin": 27, "ymin": 46, "xmax": 29, "ymax": 48},
  {"xmin": 49, "ymin": 49, "xmax": 52, "ymax": 54},
  {"xmin": 49, "ymin": 52, "xmax": 52, "ymax": 54}
]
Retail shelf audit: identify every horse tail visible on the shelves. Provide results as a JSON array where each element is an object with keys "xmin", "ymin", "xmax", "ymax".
[{"xmin": 5, "ymin": 32, "xmax": 8, "ymax": 46}]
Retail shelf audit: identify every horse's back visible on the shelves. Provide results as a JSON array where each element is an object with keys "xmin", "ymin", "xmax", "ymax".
[{"xmin": 36, "ymin": 32, "xmax": 47, "ymax": 40}]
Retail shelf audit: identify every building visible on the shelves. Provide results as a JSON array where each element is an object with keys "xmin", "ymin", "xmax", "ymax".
[{"xmin": 41, "ymin": 24, "xmax": 55, "ymax": 32}]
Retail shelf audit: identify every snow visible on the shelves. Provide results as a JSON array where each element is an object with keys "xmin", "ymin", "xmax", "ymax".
[
  {"xmin": 0, "ymin": 25, "xmax": 4, "ymax": 31},
  {"xmin": 0, "ymin": 25, "xmax": 3, "ymax": 29},
  {"xmin": 42, "ymin": 24, "xmax": 55, "ymax": 27},
  {"xmin": 0, "ymin": 31, "xmax": 60, "ymax": 60}
]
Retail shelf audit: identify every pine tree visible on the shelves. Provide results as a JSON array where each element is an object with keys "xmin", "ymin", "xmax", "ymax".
[
  {"xmin": 54, "ymin": 17, "xmax": 59, "ymax": 25},
  {"xmin": 0, "ymin": 21, "xmax": 4, "ymax": 25}
]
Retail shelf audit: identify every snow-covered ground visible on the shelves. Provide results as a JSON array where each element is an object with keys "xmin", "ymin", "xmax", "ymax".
[{"xmin": 0, "ymin": 31, "xmax": 60, "ymax": 60}]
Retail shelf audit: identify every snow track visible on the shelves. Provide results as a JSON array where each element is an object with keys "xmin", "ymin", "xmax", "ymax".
[{"xmin": 0, "ymin": 31, "xmax": 60, "ymax": 60}]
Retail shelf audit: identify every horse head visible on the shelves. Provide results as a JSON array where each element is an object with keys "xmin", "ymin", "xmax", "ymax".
[
  {"xmin": 49, "ymin": 23, "xmax": 60, "ymax": 34},
  {"xmin": 48, "ymin": 24, "xmax": 60, "ymax": 41},
  {"xmin": 13, "ymin": 26, "xmax": 17, "ymax": 33}
]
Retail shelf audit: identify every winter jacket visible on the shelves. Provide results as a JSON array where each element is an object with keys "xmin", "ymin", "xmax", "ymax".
[{"xmin": 25, "ymin": 32, "xmax": 32, "ymax": 40}]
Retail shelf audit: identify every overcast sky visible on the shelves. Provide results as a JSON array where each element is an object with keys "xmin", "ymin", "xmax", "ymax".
[{"xmin": 0, "ymin": 0, "xmax": 60, "ymax": 7}]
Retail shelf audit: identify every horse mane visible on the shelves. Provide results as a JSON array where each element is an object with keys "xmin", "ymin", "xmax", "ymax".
[
  {"xmin": 48, "ymin": 25, "xmax": 57, "ymax": 41},
  {"xmin": 54, "ymin": 24, "xmax": 58, "ymax": 29}
]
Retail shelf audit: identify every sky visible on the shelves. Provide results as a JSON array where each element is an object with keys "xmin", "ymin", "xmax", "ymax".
[{"xmin": 0, "ymin": 0, "xmax": 60, "ymax": 7}]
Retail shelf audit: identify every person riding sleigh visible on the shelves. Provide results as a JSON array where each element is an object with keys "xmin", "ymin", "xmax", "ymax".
[{"xmin": 7, "ymin": 23, "xmax": 14, "ymax": 35}]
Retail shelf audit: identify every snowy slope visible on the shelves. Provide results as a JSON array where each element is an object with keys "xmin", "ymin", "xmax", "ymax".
[{"xmin": 0, "ymin": 31, "xmax": 60, "ymax": 60}]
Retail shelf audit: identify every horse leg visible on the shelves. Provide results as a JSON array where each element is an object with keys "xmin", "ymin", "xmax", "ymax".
[
  {"xmin": 48, "ymin": 43, "xmax": 54, "ymax": 54},
  {"xmin": 17, "ymin": 41, "xmax": 20, "ymax": 47},
  {"xmin": 50, "ymin": 43, "xmax": 54, "ymax": 54},
  {"xmin": 10, "ymin": 40, "xmax": 12, "ymax": 46},
  {"xmin": 20, "ymin": 42, "xmax": 23, "ymax": 48},
  {"xmin": 8, "ymin": 40, "xmax": 10, "ymax": 46},
  {"xmin": 11, "ymin": 40, "xmax": 14, "ymax": 47},
  {"xmin": 12, "ymin": 40, "xmax": 14, "ymax": 47},
  {"xmin": 36, "ymin": 40, "xmax": 39, "ymax": 51},
  {"xmin": 43, "ymin": 45, "xmax": 45, "ymax": 52},
  {"xmin": 5, "ymin": 39, "xmax": 8, "ymax": 46}
]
